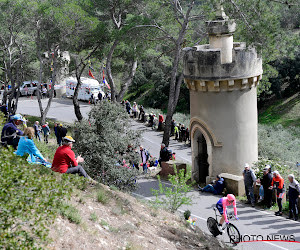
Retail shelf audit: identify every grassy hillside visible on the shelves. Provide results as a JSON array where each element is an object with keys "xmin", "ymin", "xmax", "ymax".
[{"xmin": 259, "ymin": 93, "xmax": 300, "ymax": 127}]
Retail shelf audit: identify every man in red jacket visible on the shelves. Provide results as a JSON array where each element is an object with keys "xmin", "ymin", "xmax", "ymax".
[
  {"xmin": 270, "ymin": 171, "xmax": 285, "ymax": 216},
  {"xmin": 51, "ymin": 136, "xmax": 88, "ymax": 178}
]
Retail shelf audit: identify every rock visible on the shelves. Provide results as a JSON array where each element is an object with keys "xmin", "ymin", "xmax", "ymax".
[{"xmin": 88, "ymin": 206, "xmax": 94, "ymax": 210}]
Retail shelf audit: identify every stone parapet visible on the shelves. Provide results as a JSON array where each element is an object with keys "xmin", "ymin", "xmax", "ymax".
[{"xmin": 183, "ymin": 42, "xmax": 263, "ymax": 91}]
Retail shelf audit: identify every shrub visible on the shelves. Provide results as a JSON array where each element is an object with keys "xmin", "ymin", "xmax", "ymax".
[
  {"xmin": 73, "ymin": 101, "xmax": 141, "ymax": 191},
  {"xmin": 89, "ymin": 212, "xmax": 98, "ymax": 222},
  {"xmin": 96, "ymin": 189, "xmax": 109, "ymax": 204},
  {"xmin": 253, "ymin": 158, "xmax": 300, "ymax": 185},
  {"xmin": 151, "ymin": 165, "xmax": 195, "ymax": 213},
  {"xmin": 59, "ymin": 202, "xmax": 82, "ymax": 224},
  {"xmin": 258, "ymin": 124, "xmax": 300, "ymax": 167}
]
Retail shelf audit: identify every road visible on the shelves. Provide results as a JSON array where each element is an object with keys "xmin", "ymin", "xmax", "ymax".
[{"xmin": 17, "ymin": 97, "xmax": 300, "ymax": 250}]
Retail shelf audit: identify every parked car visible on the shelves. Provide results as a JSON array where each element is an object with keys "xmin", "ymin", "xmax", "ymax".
[{"xmin": 19, "ymin": 80, "xmax": 39, "ymax": 96}]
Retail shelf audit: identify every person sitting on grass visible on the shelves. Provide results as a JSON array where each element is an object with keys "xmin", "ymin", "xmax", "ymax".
[
  {"xmin": 51, "ymin": 136, "xmax": 89, "ymax": 178},
  {"xmin": 198, "ymin": 175, "xmax": 224, "ymax": 195},
  {"xmin": 1, "ymin": 114, "xmax": 25, "ymax": 149},
  {"xmin": 16, "ymin": 127, "xmax": 49, "ymax": 166}
]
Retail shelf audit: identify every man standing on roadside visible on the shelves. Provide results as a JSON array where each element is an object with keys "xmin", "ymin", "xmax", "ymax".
[
  {"xmin": 159, "ymin": 143, "xmax": 169, "ymax": 166},
  {"xmin": 243, "ymin": 163, "xmax": 257, "ymax": 207},
  {"xmin": 140, "ymin": 146, "xmax": 148, "ymax": 174},
  {"xmin": 257, "ymin": 165, "xmax": 273, "ymax": 209}
]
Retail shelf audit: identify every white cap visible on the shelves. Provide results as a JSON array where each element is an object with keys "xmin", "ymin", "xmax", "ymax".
[{"xmin": 244, "ymin": 163, "xmax": 250, "ymax": 168}]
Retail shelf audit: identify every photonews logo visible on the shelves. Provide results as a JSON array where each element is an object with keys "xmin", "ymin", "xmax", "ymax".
[{"xmin": 230, "ymin": 234, "xmax": 300, "ymax": 244}]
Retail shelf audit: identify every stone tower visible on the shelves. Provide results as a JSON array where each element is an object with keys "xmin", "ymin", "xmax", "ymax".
[{"xmin": 183, "ymin": 7, "xmax": 263, "ymax": 188}]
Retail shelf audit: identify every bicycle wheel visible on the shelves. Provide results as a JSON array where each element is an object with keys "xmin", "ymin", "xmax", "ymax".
[
  {"xmin": 227, "ymin": 223, "xmax": 240, "ymax": 244},
  {"xmin": 207, "ymin": 217, "xmax": 220, "ymax": 237}
]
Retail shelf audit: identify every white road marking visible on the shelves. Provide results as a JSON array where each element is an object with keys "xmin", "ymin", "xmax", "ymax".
[{"xmin": 132, "ymin": 191, "xmax": 292, "ymax": 250}]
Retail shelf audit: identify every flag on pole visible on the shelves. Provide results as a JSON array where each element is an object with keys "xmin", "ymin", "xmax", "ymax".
[{"xmin": 89, "ymin": 69, "xmax": 95, "ymax": 79}]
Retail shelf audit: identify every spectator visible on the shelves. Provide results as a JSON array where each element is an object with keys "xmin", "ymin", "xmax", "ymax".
[
  {"xmin": 0, "ymin": 104, "xmax": 8, "ymax": 117},
  {"xmin": 149, "ymin": 113, "xmax": 154, "ymax": 127},
  {"xmin": 186, "ymin": 128, "xmax": 190, "ymax": 144},
  {"xmin": 42, "ymin": 86, "xmax": 47, "ymax": 98},
  {"xmin": 198, "ymin": 175, "xmax": 225, "ymax": 195},
  {"xmin": 243, "ymin": 163, "xmax": 256, "ymax": 207},
  {"xmin": 132, "ymin": 102, "xmax": 138, "ymax": 118},
  {"xmin": 1, "ymin": 114, "xmax": 25, "ymax": 149},
  {"xmin": 270, "ymin": 170, "xmax": 285, "ymax": 216},
  {"xmin": 287, "ymin": 174, "xmax": 300, "ymax": 221},
  {"xmin": 158, "ymin": 114, "xmax": 164, "ymax": 131},
  {"xmin": 178, "ymin": 123, "xmax": 182, "ymax": 141},
  {"xmin": 125, "ymin": 100, "xmax": 131, "ymax": 114},
  {"xmin": 34, "ymin": 121, "xmax": 41, "ymax": 141},
  {"xmin": 56, "ymin": 124, "xmax": 63, "ymax": 146},
  {"xmin": 257, "ymin": 165, "xmax": 273, "ymax": 209},
  {"xmin": 42, "ymin": 122, "xmax": 50, "ymax": 144},
  {"xmin": 159, "ymin": 143, "xmax": 169, "ymax": 165},
  {"xmin": 98, "ymin": 91, "xmax": 103, "ymax": 102},
  {"xmin": 174, "ymin": 125, "xmax": 179, "ymax": 140},
  {"xmin": 51, "ymin": 136, "xmax": 89, "ymax": 178},
  {"xmin": 297, "ymin": 162, "xmax": 300, "ymax": 167},
  {"xmin": 54, "ymin": 123, "xmax": 59, "ymax": 145},
  {"xmin": 140, "ymin": 146, "xmax": 148, "ymax": 174},
  {"xmin": 172, "ymin": 152, "xmax": 176, "ymax": 160},
  {"xmin": 16, "ymin": 127, "xmax": 48, "ymax": 165},
  {"xmin": 138, "ymin": 105, "xmax": 144, "ymax": 120},
  {"xmin": 181, "ymin": 124, "xmax": 186, "ymax": 142},
  {"xmin": 59, "ymin": 123, "xmax": 68, "ymax": 142},
  {"xmin": 171, "ymin": 120, "xmax": 175, "ymax": 136}
]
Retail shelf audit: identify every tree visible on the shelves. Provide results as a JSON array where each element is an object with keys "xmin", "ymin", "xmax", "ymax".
[
  {"xmin": 0, "ymin": 0, "xmax": 35, "ymax": 114},
  {"xmin": 91, "ymin": 0, "xmax": 144, "ymax": 102},
  {"xmin": 73, "ymin": 101, "xmax": 141, "ymax": 191}
]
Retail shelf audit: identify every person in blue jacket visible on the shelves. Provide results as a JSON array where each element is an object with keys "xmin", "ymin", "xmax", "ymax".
[
  {"xmin": 198, "ymin": 175, "xmax": 225, "ymax": 195},
  {"xmin": 1, "ymin": 114, "xmax": 25, "ymax": 149},
  {"xmin": 16, "ymin": 127, "xmax": 48, "ymax": 165}
]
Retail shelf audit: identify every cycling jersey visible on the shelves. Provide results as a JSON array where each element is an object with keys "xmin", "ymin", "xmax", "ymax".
[{"xmin": 216, "ymin": 197, "xmax": 237, "ymax": 223}]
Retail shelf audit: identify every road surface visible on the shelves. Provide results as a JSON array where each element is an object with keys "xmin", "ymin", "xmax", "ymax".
[{"xmin": 17, "ymin": 97, "xmax": 300, "ymax": 250}]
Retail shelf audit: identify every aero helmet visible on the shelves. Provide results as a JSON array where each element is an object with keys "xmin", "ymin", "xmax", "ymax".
[{"xmin": 227, "ymin": 194, "xmax": 235, "ymax": 202}]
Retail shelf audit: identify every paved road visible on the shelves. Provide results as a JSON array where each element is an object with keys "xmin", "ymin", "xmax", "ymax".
[
  {"xmin": 17, "ymin": 97, "xmax": 90, "ymax": 123},
  {"xmin": 16, "ymin": 97, "xmax": 300, "ymax": 250}
]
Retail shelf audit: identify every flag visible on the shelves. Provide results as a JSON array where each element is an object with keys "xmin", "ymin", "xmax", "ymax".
[
  {"xmin": 89, "ymin": 69, "xmax": 95, "ymax": 79},
  {"xmin": 103, "ymin": 79, "xmax": 111, "ymax": 89}
]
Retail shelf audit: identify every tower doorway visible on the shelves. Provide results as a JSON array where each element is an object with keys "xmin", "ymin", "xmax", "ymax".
[{"xmin": 193, "ymin": 129, "xmax": 209, "ymax": 183}]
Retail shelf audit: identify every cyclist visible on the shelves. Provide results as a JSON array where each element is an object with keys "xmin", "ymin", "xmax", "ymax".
[{"xmin": 216, "ymin": 194, "xmax": 238, "ymax": 231}]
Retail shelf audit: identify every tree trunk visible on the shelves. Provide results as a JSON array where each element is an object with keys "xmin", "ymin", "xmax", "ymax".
[
  {"xmin": 73, "ymin": 71, "xmax": 84, "ymax": 122},
  {"xmin": 117, "ymin": 59, "xmax": 138, "ymax": 102},
  {"xmin": 106, "ymin": 39, "xmax": 119, "ymax": 102},
  {"xmin": 162, "ymin": 2, "xmax": 194, "ymax": 146}
]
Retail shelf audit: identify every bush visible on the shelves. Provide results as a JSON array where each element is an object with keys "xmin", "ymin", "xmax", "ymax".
[
  {"xmin": 253, "ymin": 158, "xmax": 300, "ymax": 185},
  {"xmin": 258, "ymin": 124, "xmax": 300, "ymax": 167},
  {"xmin": 96, "ymin": 189, "xmax": 109, "ymax": 204},
  {"xmin": 0, "ymin": 147, "xmax": 85, "ymax": 249},
  {"xmin": 151, "ymin": 166, "xmax": 194, "ymax": 213},
  {"xmin": 59, "ymin": 202, "xmax": 82, "ymax": 224},
  {"xmin": 73, "ymin": 101, "xmax": 141, "ymax": 191}
]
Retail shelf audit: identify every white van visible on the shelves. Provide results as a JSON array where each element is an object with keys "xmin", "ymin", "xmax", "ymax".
[{"xmin": 65, "ymin": 77, "xmax": 105, "ymax": 101}]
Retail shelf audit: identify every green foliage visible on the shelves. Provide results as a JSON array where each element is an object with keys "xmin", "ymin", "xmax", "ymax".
[
  {"xmin": 59, "ymin": 201, "xmax": 82, "ymax": 225},
  {"xmin": 73, "ymin": 101, "xmax": 141, "ymax": 191},
  {"xmin": 0, "ymin": 146, "xmax": 86, "ymax": 249},
  {"xmin": 151, "ymin": 165, "xmax": 194, "ymax": 213},
  {"xmin": 258, "ymin": 124, "xmax": 300, "ymax": 166},
  {"xmin": 253, "ymin": 158, "xmax": 300, "ymax": 185},
  {"xmin": 89, "ymin": 212, "xmax": 98, "ymax": 222},
  {"xmin": 96, "ymin": 189, "xmax": 109, "ymax": 204}
]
